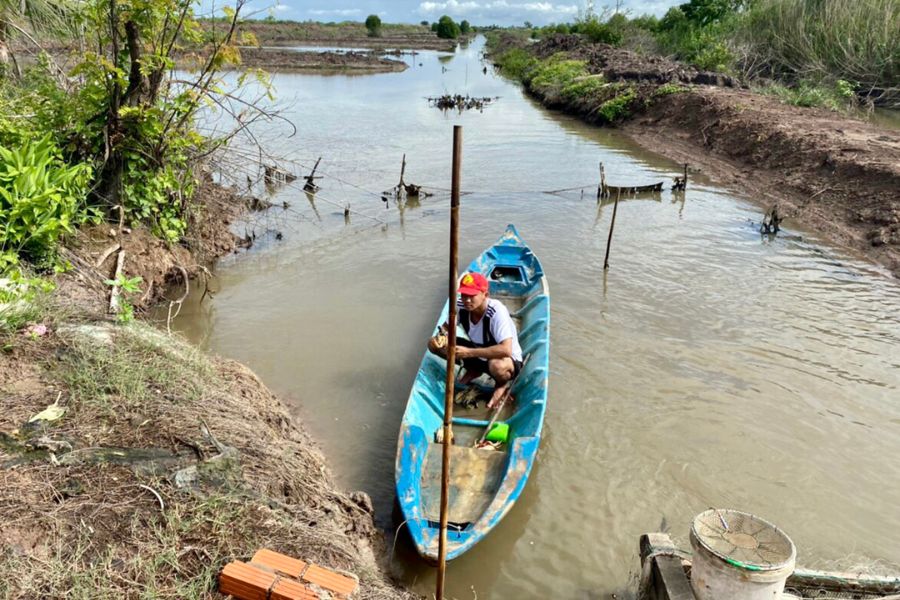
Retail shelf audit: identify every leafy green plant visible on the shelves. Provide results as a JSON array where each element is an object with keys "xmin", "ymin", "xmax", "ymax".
[
  {"xmin": 495, "ymin": 48, "xmax": 538, "ymax": 80},
  {"xmin": 0, "ymin": 135, "xmax": 93, "ymax": 270},
  {"xmin": 527, "ymin": 56, "xmax": 588, "ymax": 92},
  {"xmin": 597, "ymin": 87, "xmax": 638, "ymax": 122},
  {"xmin": 0, "ymin": 271, "xmax": 54, "ymax": 333},
  {"xmin": 104, "ymin": 275, "xmax": 144, "ymax": 323},
  {"xmin": 562, "ymin": 75, "xmax": 608, "ymax": 100}
]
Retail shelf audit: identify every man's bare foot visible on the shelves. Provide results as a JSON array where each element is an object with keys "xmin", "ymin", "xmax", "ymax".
[{"xmin": 457, "ymin": 369, "xmax": 480, "ymax": 386}]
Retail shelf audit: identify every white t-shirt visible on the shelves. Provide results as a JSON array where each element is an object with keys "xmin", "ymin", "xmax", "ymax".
[{"xmin": 458, "ymin": 298, "xmax": 523, "ymax": 362}]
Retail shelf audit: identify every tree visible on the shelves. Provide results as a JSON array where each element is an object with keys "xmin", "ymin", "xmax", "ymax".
[
  {"xmin": 523, "ymin": 20, "xmax": 532, "ymax": 28},
  {"xmin": 459, "ymin": 19, "xmax": 471, "ymax": 34},
  {"xmin": 364, "ymin": 14, "xmax": 381, "ymax": 37},
  {"xmin": 435, "ymin": 14, "xmax": 460, "ymax": 39},
  {"xmin": 431, "ymin": 21, "xmax": 439, "ymax": 32},
  {"xmin": 420, "ymin": 20, "xmax": 429, "ymax": 26}
]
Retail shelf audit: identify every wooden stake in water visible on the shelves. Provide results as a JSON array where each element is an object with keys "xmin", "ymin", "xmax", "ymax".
[
  {"xmin": 436, "ymin": 125, "xmax": 462, "ymax": 600},
  {"xmin": 603, "ymin": 188, "xmax": 620, "ymax": 270}
]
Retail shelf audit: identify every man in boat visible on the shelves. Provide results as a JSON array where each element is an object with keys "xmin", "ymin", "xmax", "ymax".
[{"xmin": 427, "ymin": 272, "xmax": 523, "ymax": 409}]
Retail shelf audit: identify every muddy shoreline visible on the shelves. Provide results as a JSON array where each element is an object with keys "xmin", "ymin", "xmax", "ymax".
[
  {"xmin": 236, "ymin": 47, "xmax": 408, "ymax": 73},
  {"xmin": 622, "ymin": 89, "xmax": 900, "ymax": 276},
  {"xmin": 0, "ymin": 178, "xmax": 414, "ymax": 598},
  {"xmin": 491, "ymin": 34, "xmax": 900, "ymax": 276}
]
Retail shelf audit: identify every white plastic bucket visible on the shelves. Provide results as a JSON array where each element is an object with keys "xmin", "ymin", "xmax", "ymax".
[{"xmin": 690, "ymin": 509, "xmax": 796, "ymax": 600}]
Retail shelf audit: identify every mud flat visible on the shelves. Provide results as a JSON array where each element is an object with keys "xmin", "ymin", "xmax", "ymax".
[
  {"xmin": 492, "ymin": 34, "xmax": 900, "ymax": 276},
  {"xmin": 237, "ymin": 47, "xmax": 407, "ymax": 73}
]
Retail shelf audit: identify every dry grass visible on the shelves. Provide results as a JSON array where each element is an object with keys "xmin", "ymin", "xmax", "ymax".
[{"xmin": 0, "ymin": 318, "xmax": 414, "ymax": 599}]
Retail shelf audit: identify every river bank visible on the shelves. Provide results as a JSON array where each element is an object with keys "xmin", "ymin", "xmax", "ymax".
[
  {"xmin": 225, "ymin": 21, "xmax": 462, "ymax": 52},
  {"xmin": 489, "ymin": 33, "xmax": 900, "ymax": 277},
  {"xmin": 235, "ymin": 47, "xmax": 407, "ymax": 73},
  {"xmin": 0, "ymin": 180, "xmax": 414, "ymax": 598}
]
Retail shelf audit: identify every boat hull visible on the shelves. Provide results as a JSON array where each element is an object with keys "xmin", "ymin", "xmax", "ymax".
[{"xmin": 395, "ymin": 224, "xmax": 550, "ymax": 561}]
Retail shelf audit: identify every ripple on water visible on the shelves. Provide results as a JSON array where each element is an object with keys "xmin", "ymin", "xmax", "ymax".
[{"xmin": 172, "ymin": 37, "xmax": 900, "ymax": 599}]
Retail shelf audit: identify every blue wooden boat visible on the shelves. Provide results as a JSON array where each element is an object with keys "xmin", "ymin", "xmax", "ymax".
[{"xmin": 395, "ymin": 224, "xmax": 550, "ymax": 561}]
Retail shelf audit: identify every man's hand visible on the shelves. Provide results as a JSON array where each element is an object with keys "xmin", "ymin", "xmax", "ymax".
[
  {"xmin": 427, "ymin": 335, "xmax": 448, "ymax": 357},
  {"xmin": 455, "ymin": 346, "xmax": 472, "ymax": 360}
]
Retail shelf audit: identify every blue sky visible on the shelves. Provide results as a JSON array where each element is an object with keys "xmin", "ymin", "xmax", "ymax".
[{"xmin": 261, "ymin": 1, "xmax": 683, "ymax": 26}]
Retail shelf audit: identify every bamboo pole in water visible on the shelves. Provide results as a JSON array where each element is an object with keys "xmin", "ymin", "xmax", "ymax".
[
  {"xmin": 603, "ymin": 188, "xmax": 620, "ymax": 270},
  {"xmin": 436, "ymin": 125, "xmax": 462, "ymax": 599}
]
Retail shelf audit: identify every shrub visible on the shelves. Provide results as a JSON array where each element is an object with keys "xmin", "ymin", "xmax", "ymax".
[
  {"xmin": 577, "ymin": 16, "xmax": 622, "ymax": 45},
  {"xmin": 597, "ymin": 87, "xmax": 637, "ymax": 122},
  {"xmin": 562, "ymin": 75, "xmax": 608, "ymax": 100},
  {"xmin": 0, "ymin": 135, "xmax": 93, "ymax": 271},
  {"xmin": 460, "ymin": 20, "xmax": 471, "ymax": 35},
  {"xmin": 364, "ymin": 14, "xmax": 381, "ymax": 37},
  {"xmin": 496, "ymin": 48, "xmax": 538, "ymax": 80},
  {"xmin": 436, "ymin": 15, "xmax": 460, "ymax": 39}
]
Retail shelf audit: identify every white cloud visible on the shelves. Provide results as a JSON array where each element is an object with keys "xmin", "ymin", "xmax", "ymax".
[
  {"xmin": 419, "ymin": 0, "xmax": 578, "ymax": 16},
  {"xmin": 309, "ymin": 8, "xmax": 363, "ymax": 16}
]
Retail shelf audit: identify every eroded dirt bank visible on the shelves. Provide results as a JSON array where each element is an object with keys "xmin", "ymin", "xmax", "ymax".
[
  {"xmin": 493, "ymin": 34, "xmax": 900, "ymax": 276},
  {"xmin": 0, "ymin": 181, "xmax": 414, "ymax": 598},
  {"xmin": 237, "ymin": 47, "xmax": 407, "ymax": 73}
]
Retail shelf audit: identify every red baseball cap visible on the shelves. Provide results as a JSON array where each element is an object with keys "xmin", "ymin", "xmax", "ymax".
[{"xmin": 458, "ymin": 272, "xmax": 489, "ymax": 295}]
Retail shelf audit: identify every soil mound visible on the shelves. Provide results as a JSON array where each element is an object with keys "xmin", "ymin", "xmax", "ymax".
[{"xmin": 0, "ymin": 321, "xmax": 413, "ymax": 598}]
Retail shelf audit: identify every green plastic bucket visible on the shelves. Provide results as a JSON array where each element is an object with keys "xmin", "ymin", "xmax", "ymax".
[{"xmin": 485, "ymin": 422, "xmax": 509, "ymax": 443}]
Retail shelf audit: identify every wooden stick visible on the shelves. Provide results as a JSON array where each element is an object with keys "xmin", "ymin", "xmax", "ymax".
[
  {"xmin": 603, "ymin": 189, "xmax": 620, "ymax": 270},
  {"xmin": 476, "ymin": 354, "xmax": 530, "ymax": 446},
  {"xmin": 304, "ymin": 157, "xmax": 322, "ymax": 192},
  {"xmin": 437, "ymin": 125, "xmax": 462, "ymax": 600},
  {"xmin": 683, "ymin": 163, "xmax": 688, "ymax": 190},
  {"xmin": 95, "ymin": 243, "xmax": 121, "ymax": 268},
  {"xmin": 597, "ymin": 161, "xmax": 606, "ymax": 201},
  {"xmin": 398, "ymin": 153, "xmax": 406, "ymax": 190},
  {"xmin": 108, "ymin": 249, "xmax": 125, "ymax": 313}
]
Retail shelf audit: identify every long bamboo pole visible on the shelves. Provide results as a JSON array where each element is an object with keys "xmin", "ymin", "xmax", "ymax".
[
  {"xmin": 436, "ymin": 125, "xmax": 462, "ymax": 599},
  {"xmin": 603, "ymin": 188, "xmax": 620, "ymax": 270}
]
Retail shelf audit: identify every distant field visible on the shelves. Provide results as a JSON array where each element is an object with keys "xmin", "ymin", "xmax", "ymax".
[{"xmin": 201, "ymin": 20, "xmax": 461, "ymax": 50}]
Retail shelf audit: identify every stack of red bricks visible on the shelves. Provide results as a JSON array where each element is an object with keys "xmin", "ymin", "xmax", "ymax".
[{"xmin": 219, "ymin": 549, "xmax": 359, "ymax": 600}]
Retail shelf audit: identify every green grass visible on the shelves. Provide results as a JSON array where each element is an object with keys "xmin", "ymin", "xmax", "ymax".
[
  {"xmin": 1, "ymin": 493, "xmax": 254, "ymax": 599},
  {"xmin": 56, "ymin": 324, "xmax": 211, "ymax": 414},
  {"xmin": 757, "ymin": 79, "xmax": 856, "ymax": 111},
  {"xmin": 526, "ymin": 55, "xmax": 589, "ymax": 94},
  {"xmin": 737, "ymin": 0, "xmax": 899, "ymax": 104},
  {"xmin": 653, "ymin": 83, "xmax": 689, "ymax": 97}
]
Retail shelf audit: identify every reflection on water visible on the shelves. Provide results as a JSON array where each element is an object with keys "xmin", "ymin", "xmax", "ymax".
[{"xmin": 166, "ymin": 37, "xmax": 900, "ymax": 599}]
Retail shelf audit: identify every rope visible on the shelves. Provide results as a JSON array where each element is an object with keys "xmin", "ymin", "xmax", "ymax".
[
  {"xmin": 419, "ymin": 183, "xmax": 597, "ymax": 196},
  {"xmin": 218, "ymin": 146, "xmax": 601, "ymax": 201}
]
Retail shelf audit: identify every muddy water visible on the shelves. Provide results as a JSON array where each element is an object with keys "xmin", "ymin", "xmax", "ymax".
[{"xmin": 167, "ymin": 38, "xmax": 900, "ymax": 598}]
